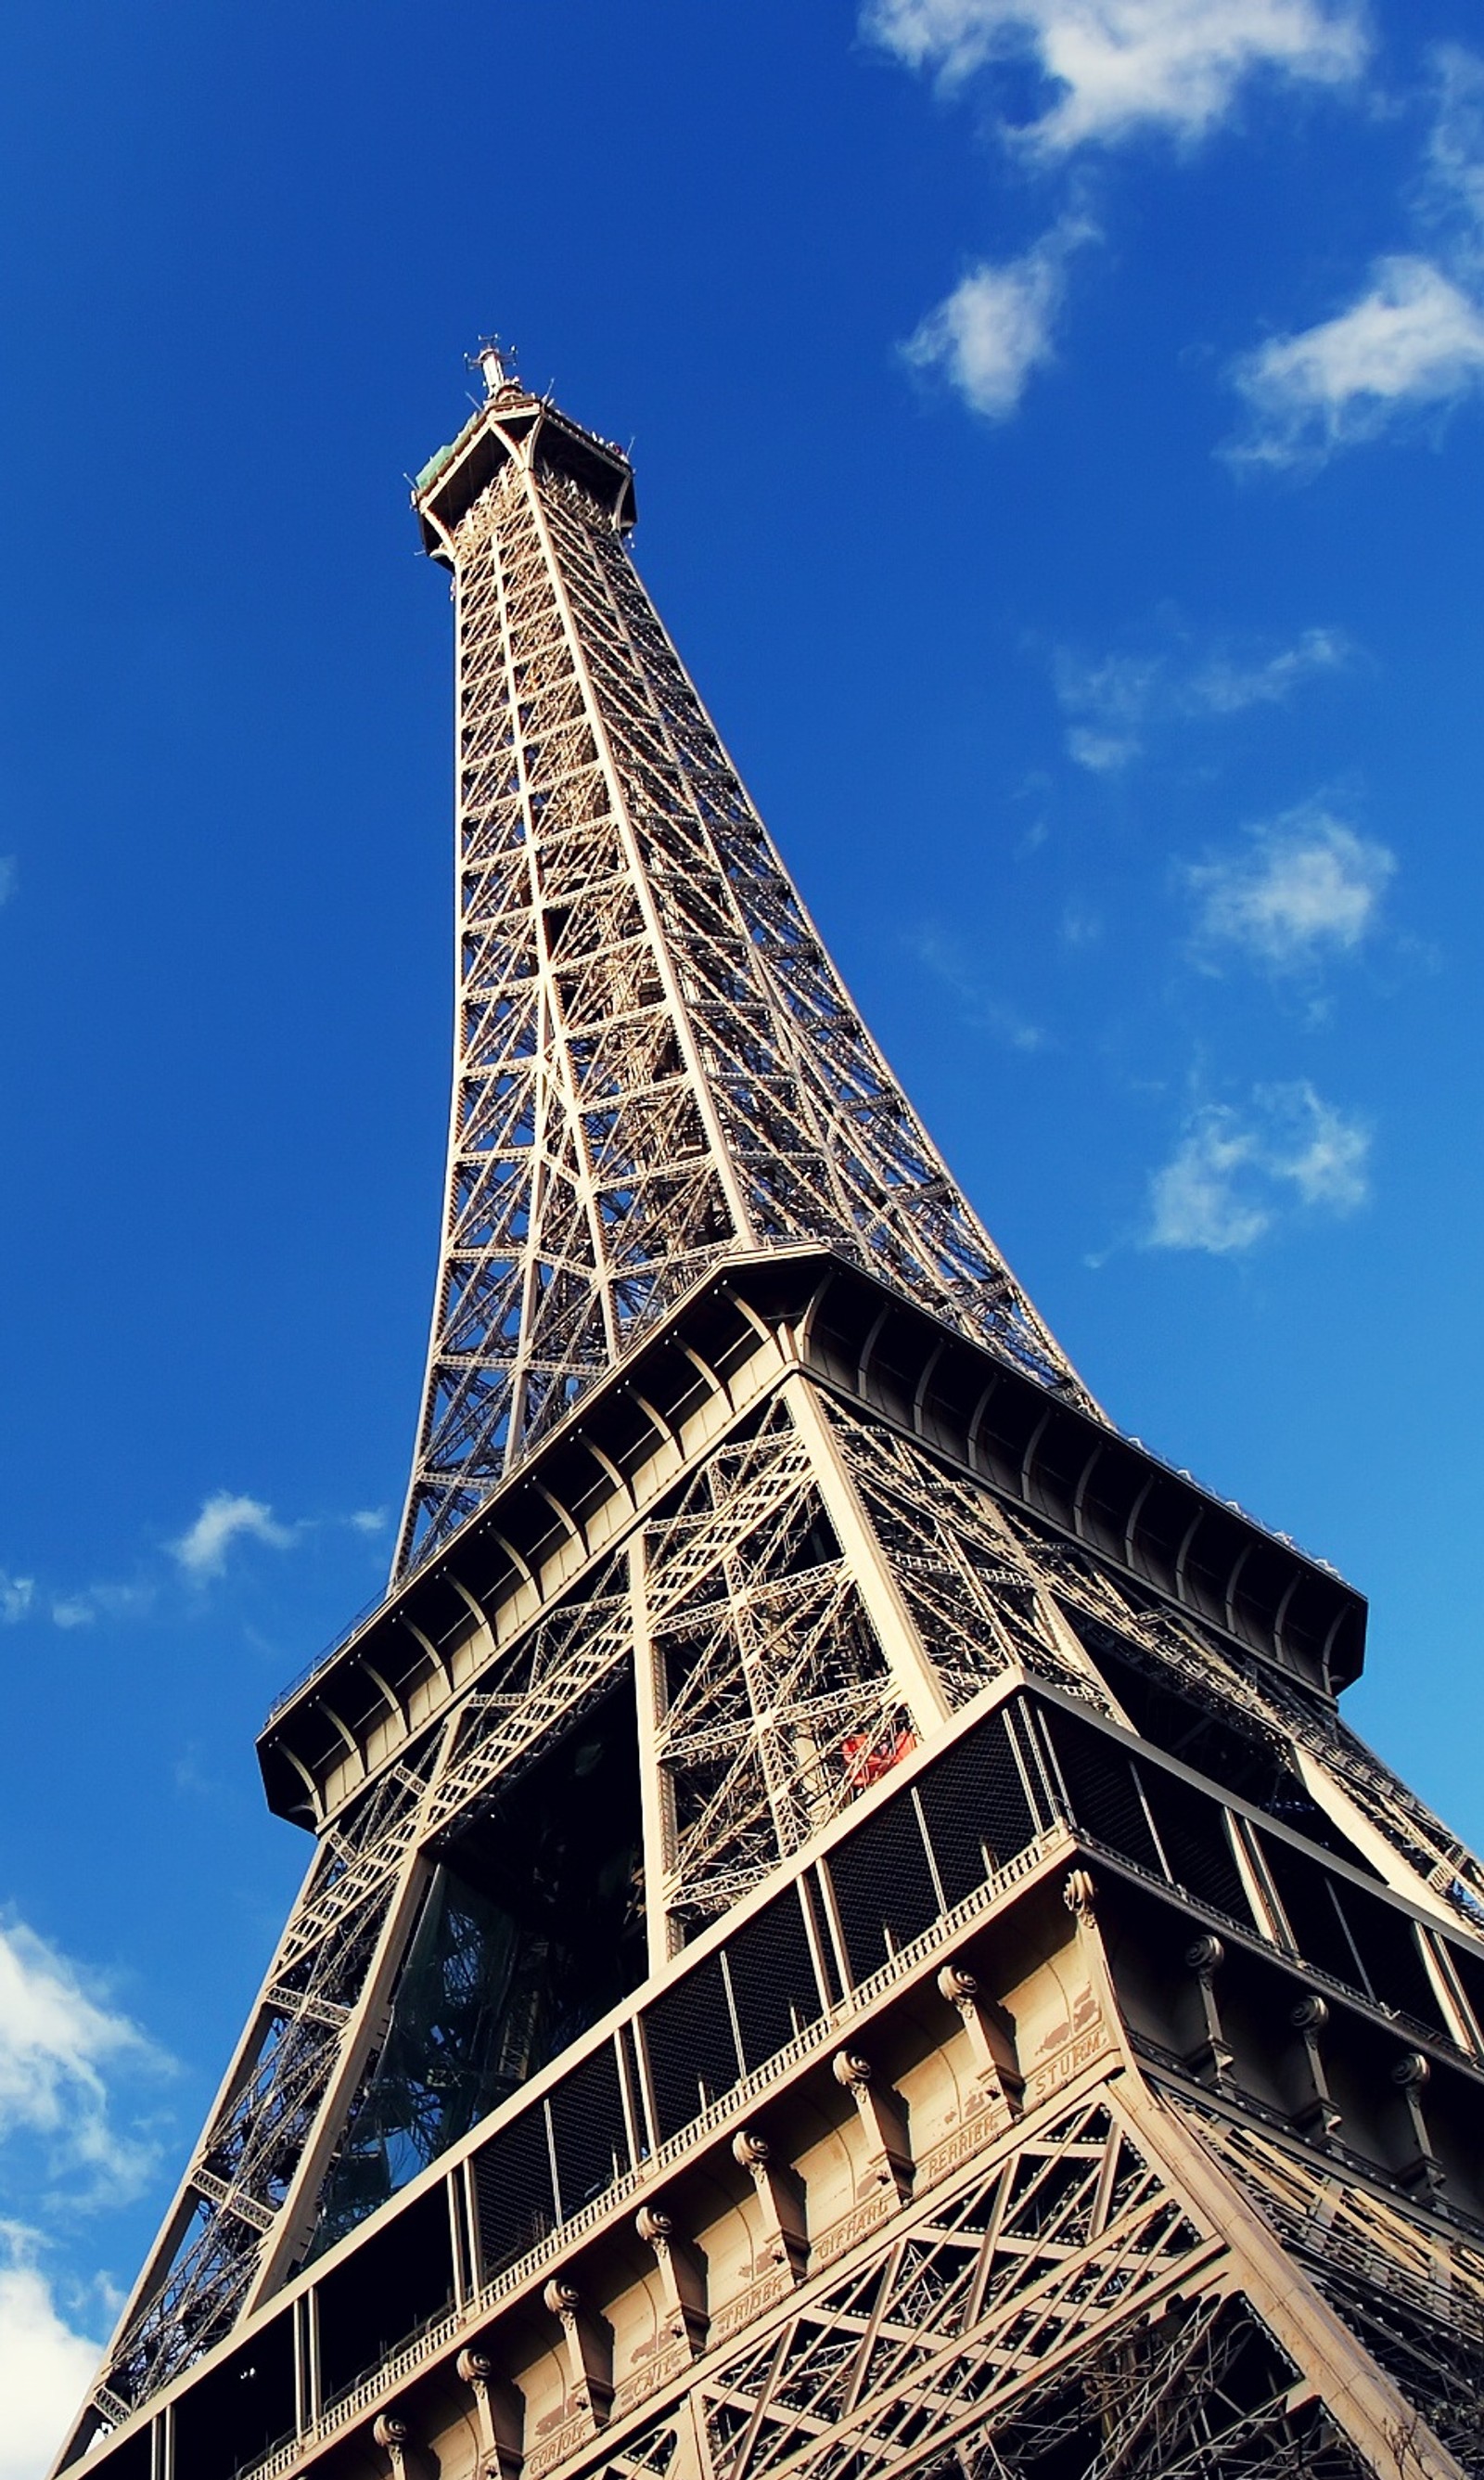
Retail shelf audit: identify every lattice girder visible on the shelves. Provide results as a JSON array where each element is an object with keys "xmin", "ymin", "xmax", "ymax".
[
  {"xmin": 75, "ymin": 1242, "xmax": 1484, "ymax": 2447},
  {"xmin": 395, "ymin": 382, "xmax": 1086, "ymax": 1574},
  {"xmin": 52, "ymin": 366, "xmax": 1484, "ymax": 2480}
]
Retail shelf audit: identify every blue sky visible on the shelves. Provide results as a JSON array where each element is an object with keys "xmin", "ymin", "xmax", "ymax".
[{"xmin": 2, "ymin": 0, "xmax": 1483, "ymax": 2463}]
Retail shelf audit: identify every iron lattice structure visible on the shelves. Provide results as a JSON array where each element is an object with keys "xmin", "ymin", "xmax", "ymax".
[
  {"xmin": 390, "ymin": 357, "xmax": 1083, "ymax": 1578},
  {"xmin": 52, "ymin": 357, "xmax": 1484, "ymax": 2480}
]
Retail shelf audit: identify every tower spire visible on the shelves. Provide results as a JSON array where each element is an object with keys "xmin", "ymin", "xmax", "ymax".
[{"xmin": 394, "ymin": 366, "xmax": 1087, "ymax": 1578}]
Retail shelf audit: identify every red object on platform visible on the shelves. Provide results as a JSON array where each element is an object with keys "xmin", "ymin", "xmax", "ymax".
[{"xmin": 841, "ymin": 1727, "xmax": 917, "ymax": 1788}]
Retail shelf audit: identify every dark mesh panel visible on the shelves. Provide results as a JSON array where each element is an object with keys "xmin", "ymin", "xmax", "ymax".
[
  {"xmin": 1337, "ymin": 1881, "xmax": 1450, "ymax": 2036},
  {"xmin": 86, "ymin": 2433, "xmax": 150, "ymax": 2480},
  {"xmin": 641, "ymin": 1955, "xmax": 741, "ymax": 2138},
  {"xmin": 826, "ymin": 1795, "xmax": 941, "ymax": 1983},
  {"xmin": 1260, "ymin": 1837, "xmax": 1370, "ymax": 1994},
  {"xmin": 1043, "ymin": 1709, "xmax": 1163, "ymax": 1875},
  {"xmin": 915, "ymin": 1703, "xmax": 1039, "ymax": 1899},
  {"xmin": 472, "ymin": 2102, "xmax": 556, "ymax": 2280},
  {"xmin": 317, "ymin": 2185, "xmax": 454, "ymax": 2406},
  {"xmin": 1444, "ymin": 1936, "xmax": 1484, "ymax": 2042},
  {"xmin": 1141, "ymin": 1767, "xmax": 1252, "ymax": 1924},
  {"xmin": 723, "ymin": 1886, "xmax": 824, "ymax": 2068},
  {"xmin": 170, "ymin": 2315, "xmax": 297, "ymax": 2480},
  {"xmin": 548, "ymin": 2039, "xmax": 630, "ymax": 2217}
]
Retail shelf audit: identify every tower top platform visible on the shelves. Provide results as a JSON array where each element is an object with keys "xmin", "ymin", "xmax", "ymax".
[{"xmin": 415, "ymin": 368, "xmax": 635, "ymax": 557}]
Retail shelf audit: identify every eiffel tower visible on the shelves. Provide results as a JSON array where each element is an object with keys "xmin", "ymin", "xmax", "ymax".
[{"xmin": 55, "ymin": 347, "xmax": 1484, "ymax": 2480}]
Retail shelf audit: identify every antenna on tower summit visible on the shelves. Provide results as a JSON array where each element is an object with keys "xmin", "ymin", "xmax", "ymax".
[{"xmin": 469, "ymin": 333, "xmax": 518, "ymax": 396}]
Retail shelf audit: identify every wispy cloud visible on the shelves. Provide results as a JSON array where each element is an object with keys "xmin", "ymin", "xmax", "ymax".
[
  {"xmin": 0, "ymin": 859, "xmax": 16, "ymax": 910},
  {"xmin": 169, "ymin": 1495, "xmax": 387, "ymax": 1578},
  {"xmin": 1055, "ymin": 650, "xmax": 1160, "ymax": 772},
  {"xmin": 910, "ymin": 925, "xmax": 1047, "ymax": 1049},
  {"xmin": 48, "ymin": 1600, "xmax": 94, "ymax": 1632},
  {"xmin": 170, "ymin": 1492, "xmax": 295, "ymax": 1581},
  {"xmin": 2, "ymin": 1495, "xmax": 386, "ymax": 1628},
  {"xmin": 48, "ymin": 1580, "xmax": 156, "ymax": 1632},
  {"xmin": 903, "ymin": 218, "xmax": 1094, "ymax": 418},
  {"xmin": 0, "ymin": 1920, "xmax": 167, "ymax": 2209},
  {"xmin": 864, "ymin": 0, "xmax": 1365, "ymax": 152},
  {"xmin": 1186, "ymin": 808, "xmax": 1395, "ymax": 968},
  {"xmin": 1426, "ymin": 45, "xmax": 1484, "ymax": 256},
  {"xmin": 1186, "ymin": 626, "xmax": 1350, "ymax": 712},
  {"xmin": 0, "ymin": 2229, "xmax": 103, "ymax": 2480},
  {"xmin": 1054, "ymin": 623, "xmax": 1348, "ymax": 770},
  {"xmin": 1145, "ymin": 1080, "xmax": 1369, "ymax": 1253},
  {"xmin": 1230, "ymin": 256, "xmax": 1484, "ymax": 466},
  {"xmin": 0, "ymin": 1574, "xmax": 33, "ymax": 1625},
  {"xmin": 872, "ymin": 1, "xmax": 1365, "ymax": 434},
  {"xmin": 1228, "ymin": 49, "xmax": 1484, "ymax": 467}
]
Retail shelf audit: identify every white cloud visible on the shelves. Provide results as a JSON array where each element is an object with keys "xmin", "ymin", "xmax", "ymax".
[
  {"xmin": 1055, "ymin": 649, "xmax": 1160, "ymax": 769},
  {"xmin": 903, "ymin": 223, "xmax": 1092, "ymax": 418},
  {"xmin": 48, "ymin": 1599, "xmax": 96, "ymax": 1632},
  {"xmin": 910, "ymin": 926, "xmax": 1047, "ymax": 1048},
  {"xmin": 48, "ymin": 1581, "xmax": 154, "ymax": 1632},
  {"xmin": 1187, "ymin": 624, "xmax": 1348, "ymax": 711},
  {"xmin": 1148, "ymin": 1115, "xmax": 1272, "ymax": 1253},
  {"xmin": 1425, "ymin": 46, "xmax": 1484, "ymax": 256},
  {"xmin": 864, "ymin": 0, "xmax": 1365, "ymax": 152},
  {"xmin": 1223, "ymin": 47, "xmax": 1484, "ymax": 468},
  {"xmin": 1055, "ymin": 624, "xmax": 1348, "ymax": 769},
  {"xmin": 1063, "ymin": 728, "xmax": 1129, "ymax": 773},
  {"xmin": 1146, "ymin": 1080, "xmax": 1369, "ymax": 1253},
  {"xmin": 0, "ymin": 1921, "xmax": 163, "ymax": 2207},
  {"xmin": 1188, "ymin": 809, "xmax": 1395, "ymax": 966},
  {"xmin": 0, "ymin": 2234, "xmax": 102, "ymax": 2480},
  {"xmin": 5, "ymin": 1496, "xmax": 368, "ymax": 1624},
  {"xmin": 0, "ymin": 1574, "xmax": 33, "ymax": 1625},
  {"xmin": 0, "ymin": 859, "xmax": 16, "ymax": 909},
  {"xmin": 1231, "ymin": 255, "xmax": 1484, "ymax": 465},
  {"xmin": 170, "ymin": 1491, "xmax": 295, "ymax": 1580}
]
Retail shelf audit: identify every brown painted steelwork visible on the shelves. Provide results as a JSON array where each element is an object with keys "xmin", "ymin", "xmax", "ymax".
[{"xmin": 51, "ymin": 352, "xmax": 1484, "ymax": 2480}]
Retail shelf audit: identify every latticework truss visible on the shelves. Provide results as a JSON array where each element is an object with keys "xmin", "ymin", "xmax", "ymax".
[
  {"xmin": 51, "ymin": 361, "xmax": 1484, "ymax": 2480},
  {"xmin": 395, "ymin": 371, "xmax": 1085, "ymax": 1575},
  {"xmin": 589, "ymin": 2087, "xmax": 1387, "ymax": 2480},
  {"xmin": 74, "ymin": 1331, "xmax": 1484, "ymax": 2459},
  {"xmin": 89, "ymin": 1377, "xmax": 1121, "ymax": 2411},
  {"xmin": 1183, "ymin": 2103, "xmax": 1484, "ymax": 2471}
]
